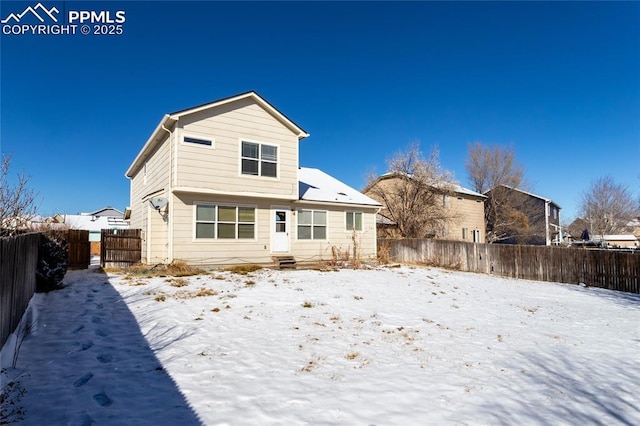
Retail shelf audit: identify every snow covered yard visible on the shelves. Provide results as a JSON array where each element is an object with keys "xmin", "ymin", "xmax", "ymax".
[{"xmin": 2, "ymin": 264, "xmax": 639, "ymax": 425}]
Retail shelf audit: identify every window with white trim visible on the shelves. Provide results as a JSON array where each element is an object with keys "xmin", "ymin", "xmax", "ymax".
[
  {"xmin": 346, "ymin": 211, "xmax": 363, "ymax": 231},
  {"xmin": 241, "ymin": 141, "xmax": 277, "ymax": 177},
  {"xmin": 297, "ymin": 209, "xmax": 326, "ymax": 240},
  {"xmin": 195, "ymin": 204, "xmax": 255, "ymax": 239},
  {"xmin": 462, "ymin": 228, "xmax": 468, "ymax": 240}
]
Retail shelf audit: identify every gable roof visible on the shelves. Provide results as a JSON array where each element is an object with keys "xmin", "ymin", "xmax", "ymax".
[
  {"xmin": 368, "ymin": 173, "xmax": 487, "ymax": 199},
  {"xmin": 126, "ymin": 91, "xmax": 309, "ymax": 178},
  {"xmin": 86, "ymin": 206, "xmax": 124, "ymax": 217},
  {"xmin": 298, "ymin": 167, "xmax": 381, "ymax": 207},
  {"xmin": 485, "ymin": 185, "xmax": 561, "ymax": 209}
]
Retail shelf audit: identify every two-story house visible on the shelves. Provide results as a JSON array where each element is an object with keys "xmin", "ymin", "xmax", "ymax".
[
  {"xmin": 125, "ymin": 92, "xmax": 381, "ymax": 266},
  {"xmin": 484, "ymin": 185, "xmax": 561, "ymax": 245},
  {"xmin": 364, "ymin": 174, "xmax": 487, "ymax": 242}
]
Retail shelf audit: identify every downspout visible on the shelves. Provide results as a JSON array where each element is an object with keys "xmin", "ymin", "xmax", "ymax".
[
  {"xmin": 161, "ymin": 123, "xmax": 174, "ymax": 263},
  {"xmin": 545, "ymin": 200, "xmax": 550, "ymax": 246}
]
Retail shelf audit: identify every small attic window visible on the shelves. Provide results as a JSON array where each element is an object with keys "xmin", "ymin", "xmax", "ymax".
[{"xmin": 184, "ymin": 136, "xmax": 213, "ymax": 147}]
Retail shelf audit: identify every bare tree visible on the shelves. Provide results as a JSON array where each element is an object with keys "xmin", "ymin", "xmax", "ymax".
[
  {"xmin": 364, "ymin": 142, "xmax": 457, "ymax": 238},
  {"xmin": 464, "ymin": 142, "xmax": 542, "ymax": 243},
  {"xmin": 579, "ymin": 176, "xmax": 638, "ymax": 237},
  {"xmin": 0, "ymin": 153, "xmax": 39, "ymax": 236},
  {"xmin": 465, "ymin": 142, "xmax": 524, "ymax": 193}
]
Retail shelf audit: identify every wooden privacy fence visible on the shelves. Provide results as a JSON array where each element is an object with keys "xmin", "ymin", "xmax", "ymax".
[
  {"xmin": 0, "ymin": 233, "xmax": 39, "ymax": 349},
  {"xmin": 101, "ymin": 229, "xmax": 141, "ymax": 268},
  {"xmin": 46, "ymin": 229, "xmax": 90, "ymax": 269},
  {"xmin": 379, "ymin": 238, "xmax": 640, "ymax": 294},
  {"xmin": 66, "ymin": 229, "xmax": 90, "ymax": 269}
]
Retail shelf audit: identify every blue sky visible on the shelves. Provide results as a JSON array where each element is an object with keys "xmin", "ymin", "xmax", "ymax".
[{"xmin": 1, "ymin": 1, "xmax": 638, "ymax": 222}]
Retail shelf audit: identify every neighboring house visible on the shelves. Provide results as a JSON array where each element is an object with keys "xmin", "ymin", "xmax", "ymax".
[
  {"xmin": 566, "ymin": 216, "xmax": 640, "ymax": 245},
  {"xmin": 364, "ymin": 174, "xmax": 486, "ymax": 243},
  {"xmin": 63, "ymin": 209, "xmax": 129, "ymax": 255},
  {"xmin": 444, "ymin": 185, "xmax": 487, "ymax": 243},
  {"xmin": 590, "ymin": 234, "xmax": 639, "ymax": 249},
  {"xmin": 87, "ymin": 206, "xmax": 125, "ymax": 218},
  {"xmin": 627, "ymin": 217, "xmax": 640, "ymax": 240},
  {"xmin": 484, "ymin": 185, "xmax": 561, "ymax": 246},
  {"xmin": 125, "ymin": 91, "xmax": 381, "ymax": 266}
]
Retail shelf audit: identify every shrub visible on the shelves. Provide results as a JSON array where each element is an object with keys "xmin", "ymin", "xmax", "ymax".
[{"xmin": 36, "ymin": 233, "xmax": 68, "ymax": 292}]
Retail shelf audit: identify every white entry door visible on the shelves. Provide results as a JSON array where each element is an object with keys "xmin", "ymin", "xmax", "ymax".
[{"xmin": 272, "ymin": 208, "xmax": 289, "ymax": 252}]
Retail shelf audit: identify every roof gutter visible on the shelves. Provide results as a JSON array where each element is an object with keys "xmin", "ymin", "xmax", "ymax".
[{"xmin": 125, "ymin": 114, "xmax": 177, "ymax": 178}]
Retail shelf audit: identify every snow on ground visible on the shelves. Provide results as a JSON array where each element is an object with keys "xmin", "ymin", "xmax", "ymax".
[{"xmin": 2, "ymin": 263, "xmax": 639, "ymax": 425}]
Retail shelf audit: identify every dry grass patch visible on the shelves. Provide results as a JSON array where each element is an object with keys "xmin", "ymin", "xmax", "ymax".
[
  {"xmin": 170, "ymin": 287, "xmax": 219, "ymax": 300},
  {"xmin": 167, "ymin": 278, "xmax": 188, "ymax": 287},
  {"xmin": 112, "ymin": 261, "xmax": 205, "ymax": 278},
  {"xmin": 195, "ymin": 288, "xmax": 219, "ymax": 297},
  {"xmin": 224, "ymin": 264, "xmax": 263, "ymax": 275}
]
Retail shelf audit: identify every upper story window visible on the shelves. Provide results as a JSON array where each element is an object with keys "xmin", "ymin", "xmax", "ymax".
[
  {"xmin": 298, "ymin": 209, "xmax": 326, "ymax": 240},
  {"xmin": 184, "ymin": 136, "xmax": 213, "ymax": 147},
  {"xmin": 346, "ymin": 212, "xmax": 363, "ymax": 231},
  {"xmin": 241, "ymin": 141, "xmax": 277, "ymax": 178}
]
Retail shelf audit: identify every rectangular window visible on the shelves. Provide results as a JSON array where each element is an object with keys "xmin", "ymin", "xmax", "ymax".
[
  {"xmin": 462, "ymin": 228, "xmax": 468, "ymax": 240},
  {"xmin": 346, "ymin": 212, "xmax": 363, "ymax": 231},
  {"xmin": 241, "ymin": 141, "xmax": 277, "ymax": 178},
  {"xmin": 195, "ymin": 204, "xmax": 255, "ymax": 239},
  {"xmin": 184, "ymin": 136, "xmax": 213, "ymax": 147},
  {"xmin": 298, "ymin": 209, "xmax": 327, "ymax": 240}
]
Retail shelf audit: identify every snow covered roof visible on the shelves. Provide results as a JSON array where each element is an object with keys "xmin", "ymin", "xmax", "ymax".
[
  {"xmin": 451, "ymin": 184, "xmax": 486, "ymax": 198},
  {"xmin": 591, "ymin": 235, "xmax": 638, "ymax": 242},
  {"xmin": 86, "ymin": 207, "xmax": 124, "ymax": 217},
  {"xmin": 298, "ymin": 167, "xmax": 381, "ymax": 207},
  {"xmin": 376, "ymin": 214, "xmax": 396, "ymax": 225},
  {"xmin": 374, "ymin": 173, "xmax": 486, "ymax": 199},
  {"xmin": 64, "ymin": 215, "xmax": 129, "ymax": 232}
]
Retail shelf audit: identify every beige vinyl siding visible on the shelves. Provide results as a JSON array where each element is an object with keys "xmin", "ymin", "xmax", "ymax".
[
  {"xmin": 291, "ymin": 204, "xmax": 378, "ymax": 263},
  {"xmin": 129, "ymin": 173, "xmax": 145, "ymax": 230},
  {"xmin": 172, "ymin": 193, "xmax": 275, "ymax": 265},
  {"xmin": 176, "ymin": 98, "xmax": 298, "ymax": 198},
  {"xmin": 129, "ymin": 133, "xmax": 172, "ymax": 262},
  {"xmin": 148, "ymin": 202, "xmax": 169, "ymax": 263},
  {"xmin": 128, "ymin": 133, "xmax": 172, "ymax": 222},
  {"xmin": 170, "ymin": 193, "xmax": 377, "ymax": 266},
  {"xmin": 444, "ymin": 195, "xmax": 486, "ymax": 243},
  {"xmin": 129, "ymin": 173, "xmax": 147, "ymax": 260}
]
